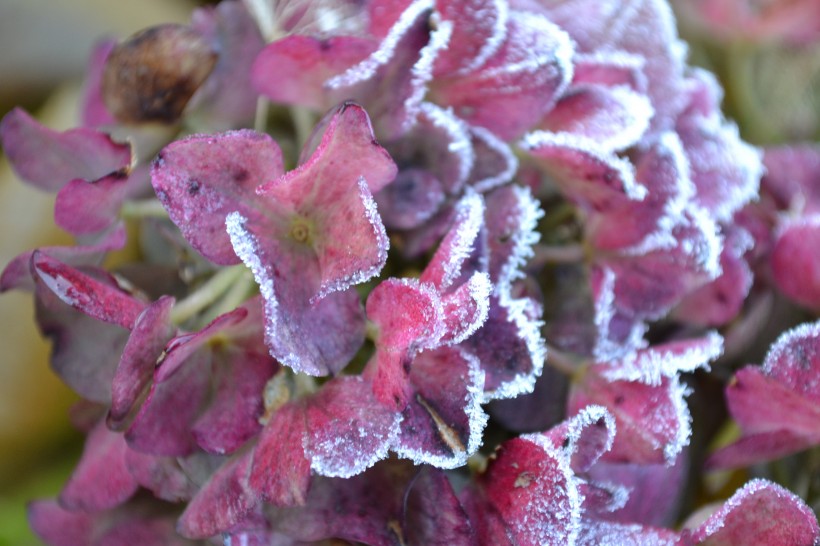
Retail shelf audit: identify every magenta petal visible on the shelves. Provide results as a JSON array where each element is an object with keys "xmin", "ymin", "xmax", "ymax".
[
  {"xmin": 433, "ymin": 0, "xmax": 507, "ymax": 75},
  {"xmin": 432, "ymin": 13, "xmax": 573, "ymax": 140},
  {"xmin": 192, "ymin": 351, "xmax": 276, "ymax": 455},
  {"xmin": 476, "ymin": 436, "xmax": 581, "ymax": 545},
  {"xmin": 772, "ymin": 216, "xmax": 820, "ymax": 310},
  {"xmin": 108, "ymin": 296, "xmax": 175, "ymax": 429},
  {"xmin": 404, "ymin": 467, "xmax": 476, "ymax": 546},
  {"xmin": 707, "ymin": 430, "xmax": 813, "ymax": 470},
  {"xmin": 304, "ymin": 376, "xmax": 401, "ymax": 477},
  {"xmin": 32, "ymin": 253, "xmax": 146, "ymax": 329},
  {"xmin": 252, "ymin": 35, "xmax": 376, "ymax": 110},
  {"xmin": 1, "ymin": 224, "xmax": 126, "ymax": 293},
  {"xmin": 578, "ymin": 521, "xmax": 678, "ymax": 546},
  {"xmin": 542, "ymin": 405, "xmax": 615, "ymax": 473},
  {"xmin": 368, "ymin": 278, "xmax": 443, "ymax": 350},
  {"xmin": 395, "ymin": 347, "xmax": 487, "ymax": 468},
  {"xmin": 685, "ymin": 479, "xmax": 820, "ymax": 546},
  {"xmin": 95, "ymin": 516, "xmax": 193, "ymax": 546},
  {"xmin": 538, "ymin": 85, "xmax": 653, "ymax": 152},
  {"xmin": 763, "ymin": 320, "xmax": 820, "ymax": 400},
  {"xmin": 249, "ymin": 404, "xmax": 311, "ymax": 506},
  {"xmin": 0, "ymin": 107, "xmax": 131, "ymax": 192},
  {"xmin": 60, "ymin": 420, "xmax": 138, "ymax": 511},
  {"xmin": 439, "ymin": 272, "xmax": 491, "ymax": 345},
  {"xmin": 179, "ymin": 452, "xmax": 258, "ymax": 539},
  {"xmin": 28, "ymin": 499, "xmax": 94, "ymax": 546},
  {"xmin": 151, "ymin": 129, "xmax": 285, "ymax": 265},
  {"xmin": 54, "ymin": 172, "xmax": 135, "ymax": 235},
  {"xmin": 125, "ymin": 351, "xmax": 211, "ymax": 456}
]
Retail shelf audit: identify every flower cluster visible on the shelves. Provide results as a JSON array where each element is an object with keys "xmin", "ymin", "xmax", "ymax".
[{"xmin": 2, "ymin": 0, "xmax": 820, "ymax": 544}]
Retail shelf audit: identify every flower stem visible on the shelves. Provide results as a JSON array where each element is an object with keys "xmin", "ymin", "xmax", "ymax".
[
  {"xmin": 121, "ymin": 199, "xmax": 169, "ymax": 219},
  {"xmin": 255, "ymin": 96, "xmax": 270, "ymax": 134},
  {"xmin": 199, "ymin": 269, "xmax": 256, "ymax": 325},
  {"xmin": 170, "ymin": 265, "xmax": 247, "ymax": 325},
  {"xmin": 291, "ymin": 105, "xmax": 314, "ymax": 148},
  {"xmin": 544, "ymin": 343, "xmax": 580, "ymax": 377},
  {"xmin": 532, "ymin": 243, "xmax": 586, "ymax": 265}
]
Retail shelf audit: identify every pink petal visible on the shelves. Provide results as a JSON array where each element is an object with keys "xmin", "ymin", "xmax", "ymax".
[
  {"xmin": 108, "ymin": 296, "xmax": 176, "ymax": 429},
  {"xmin": 193, "ymin": 351, "xmax": 277, "ymax": 455},
  {"xmin": 772, "ymin": 216, "xmax": 820, "ymax": 310},
  {"xmin": 60, "ymin": 420, "xmax": 138, "ymax": 511},
  {"xmin": 95, "ymin": 517, "xmax": 192, "ymax": 546},
  {"xmin": 684, "ymin": 479, "xmax": 820, "ymax": 546},
  {"xmin": 763, "ymin": 320, "xmax": 820, "ymax": 402},
  {"xmin": 0, "ymin": 107, "xmax": 131, "ymax": 192},
  {"xmin": 395, "ymin": 347, "xmax": 487, "ymax": 468},
  {"xmin": 304, "ymin": 376, "xmax": 402, "ymax": 477},
  {"xmin": 538, "ymin": 85, "xmax": 653, "ymax": 152},
  {"xmin": 439, "ymin": 272, "xmax": 491, "ymax": 345},
  {"xmin": 54, "ymin": 169, "xmax": 144, "ymax": 235},
  {"xmin": 571, "ymin": 51, "xmax": 648, "ymax": 92},
  {"xmin": 577, "ymin": 521, "xmax": 678, "ymax": 546},
  {"xmin": 431, "ymin": 12, "xmax": 573, "ymax": 140},
  {"xmin": 367, "ymin": 278, "xmax": 443, "ymax": 351},
  {"xmin": 32, "ymin": 253, "xmax": 146, "ymax": 329},
  {"xmin": 179, "ymin": 451, "xmax": 259, "ymax": 539},
  {"xmin": 432, "ymin": 0, "xmax": 508, "ymax": 75},
  {"xmin": 80, "ymin": 39, "xmax": 117, "ymax": 128},
  {"xmin": 151, "ymin": 129, "xmax": 285, "ymax": 265},
  {"xmin": 1, "ymin": 224, "xmax": 126, "ymax": 293},
  {"xmin": 249, "ymin": 403, "xmax": 311, "ymax": 506},
  {"xmin": 28, "ymin": 499, "xmax": 94, "ymax": 546},
  {"xmin": 252, "ymin": 35, "xmax": 376, "ymax": 110},
  {"xmin": 707, "ymin": 430, "xmax": 813, "ymax": 470},
  {"xmin": 542, "ymin": 405, "xmax": 615, "ymax": 473},
  {"xmin": 466, "ymin": 125, "xmax": 518, "ymax": 192},
  {"xmin": 761, "ymin": 144, "xmax": 820, "ymax": 213}
]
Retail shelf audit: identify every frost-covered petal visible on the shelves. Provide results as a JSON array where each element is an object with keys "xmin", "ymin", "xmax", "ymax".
[
  {"xmin": 520, "ymin": 130, "xmax": 644, "ymax": 215},
  {"xmin": 60, "ymin": 420, "xmax": 138, "ymax": 511},
  {"xmin": 577, "ymin": 521, "xmax": 678, "ymax": 546},
  {"xmin": 469, "ymin": 435, "xmax": 581, "ymax": 546},
  {"xmin": 539, "ymin": 85, "xmax": 652, "ymax": 152},
  {"xmin": 304, "ymin": 376, "xmax": 402, "ymax": 478},
  {"xmin": 571, "ymin": 51, "xmax": 648, "ymax": 92},
  {"xmin": 108, "ymin": 296, "xmax": 176, "ymax": 429},
  {"xmin": 252, "ymin": 35, "xmax": 376, "ymax": 110},
  {"xmin": 431, "ymin": 12, "xmax": 574, "ymax": 140},
  {"xmin": 151, "ymin": 129, "xmax": 285, "ymax": 265},
  {"xmin": 542, "ymin": 405, "xmax": 615, "ymax": 473},
  {"xmin": 394, "ymin": 347, "xmax": 487, "ymax": 468},
  {"xmin": 763, "ymin": 319, "xmax": 820, "ymax": 402},
  {"xmin": 432, "ymin": 0, "xmax": 508, "ymax": 75},
  {"xmin": 570, "ymin": 366, "xmax": 692, "ymax": 464},
  {"xmin": 367, "ymin": 278, "xmax": 443, "ymax": 351},
  {"xmin": 771, "ymin": 216, "xmax": 820, "ymax": 310},
  {"xmin": 32, "ymin": 253, "xmax": 146, "ymax": 329},
  {"xmin": 467, "ymin": 125, "xmax": 518, "ymax": 193},
  {"xmin": 0, "ymin": 107, "xmax": 131, "ymax": 192},
  {"xmin": 375, "ymin": 168, "xmax": 446, "ymax": 229},
  {"xmin": 439, "ymin": 272, "xmax": 491, "ymax": 345},
  {"xmin": 682, "ymin": 479, "xmax": 820, "ymax": 546}
]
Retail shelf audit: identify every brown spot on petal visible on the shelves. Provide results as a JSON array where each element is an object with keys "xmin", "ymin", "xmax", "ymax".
[
  {"xmin": 103, "ymin": 24, "xmax": 217, "ymax": 124},
  {"xmin": 416, "ymin": 394, "xmax": 466, "ymax": 455},
  {"xmin": 514, "ymin": 471, "xmax": 534, "ymax": 488}
]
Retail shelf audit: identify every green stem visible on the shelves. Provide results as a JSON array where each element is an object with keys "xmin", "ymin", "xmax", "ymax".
[
  {"xmin": 255, "ymin": 96, "xmax": 270, "ymax": 134},
  {"xmin": 170, "ymin": 265, "xmax": 247, "ymax": 325},
  {"xmin": 199, "ymin": 269, "xmax": 256, "ymax": 325},
  {"xmin": 544, "ymin": 344, "xmax": 580, "ymax": 377},
  {"xmin": 121, "ymin": 199, "xmax": 169, "ymax": 219},
  {"xmin": 291, "ymin": 105, "xmax": 315, "ymax": 149},
  {"xmin": 532, "ymin": 243, "xmax": 586, "ymax": 265}
]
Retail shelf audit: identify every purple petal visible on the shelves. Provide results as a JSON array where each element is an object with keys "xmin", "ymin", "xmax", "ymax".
[
  {"xmin": 376, "ymin": 167, "xmax": 446, "ymax": 229},
  {"xmin": 0, "ymin": 107, "xmax": 131, "ymax": 192},
  {"xmin": 125, "ymin": 350, "xmax": 211, "ymax": 456},
  {"xmin": 124, "ymin": 450, "xmax": 196, "ymax": 502},
  {"xmin": 431, "ymin": 12, "xmax": 574, "ymax": 140},
  {"xmin": 395, "ymin": 347, "xmax": 487, "ymax": 468},
  {"xmin": 189, "ymin": 1, "xmax": 266, "ymax": 129},
  {"xmin": 193, "ymin": 350, "xmax": 277, "ymax": 455},
  {"xmin": 772, "ymin": 216, "xmax": 820, "ymax": 310},
  {"xmin": 707, "ymin": 430, "xmax": 814, "ymax": 470},
  {"xmin": 179, "ymin": 451, "xmax": 259, "ymax": 539},
  {"xmin": 32, "ymin": 253, "xmax": 146, "ymax": 329},
  {"xmin": 467, "ymin": 125, "xmax": 518, "ymax": 193},
  {"xmin": 80, "ymin": 39, "xmax": 117, "ymax": 128},
  {"xmin": 151, "ymin": 129, "xmax": 285, "ymax": 265},
  {"xmin": 108, "ymin": 296, "xmax": 176, "ymax": 429},
  {"xmin": 404, "ymin": 467, "xmax": 476, "ymax": 545},
  {"xmin": 542, "ymin": 405, "xmax": 615, "ymax": 473},
  {"xmin": 60, "ymin": 420, "xmax": 138, "ymax": 511},
  {"xmin": 252, "ymin": 35, "xmax": 376, "ymax": 110},
  {"xmin": 95, "ymin": 516, "xmax": 193, "ymax": 546},
  {"xmin": 684, "ymin": 479, "xmax": 820, "ymax": 546}
]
